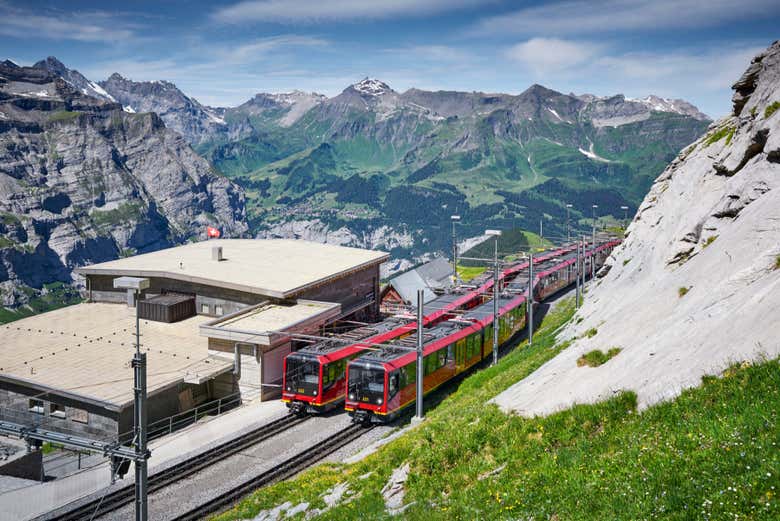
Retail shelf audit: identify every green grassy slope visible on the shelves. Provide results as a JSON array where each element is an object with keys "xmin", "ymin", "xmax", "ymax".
[{"xmin": 213, "ymin": 298, "xmax": 779, "ymax": 521}]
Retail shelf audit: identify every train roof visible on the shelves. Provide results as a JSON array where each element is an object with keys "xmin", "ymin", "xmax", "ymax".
[{"xmin": 293, "ymin": 318, "xmax": 406, "ymax": 357}]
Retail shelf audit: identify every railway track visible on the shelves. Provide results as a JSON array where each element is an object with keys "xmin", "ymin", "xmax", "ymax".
[
  {"xmin": 48, "ymin": 413, "xmax": 308, "ymax": 521},
  {"xmin": 172, "ymin": 423, "xmax": 373, "ymax": 521}
]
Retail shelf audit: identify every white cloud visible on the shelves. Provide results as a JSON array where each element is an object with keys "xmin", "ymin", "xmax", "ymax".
[
  {"xmin": 474, "ymin": 0, "xmax": 778, "ymax": 35},
  {"xmin": 506, "ymin": 38, "xmax": 601, "ymax": 74},
  {"xmin": 213, "ymin": 0, "xmax": 485, "ymax": 24},
  {"xmin": 0, "ymin": 1, "xmax": 135, "ymax": 42},
  {"xmin": 217, "ymin": 35, "xmax": 330, "ymax": 64}
]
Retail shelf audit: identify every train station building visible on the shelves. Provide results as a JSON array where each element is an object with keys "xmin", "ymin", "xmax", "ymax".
[{"xmin": 0, "ymin": 239, "xmax": 388, "ymax": 440}]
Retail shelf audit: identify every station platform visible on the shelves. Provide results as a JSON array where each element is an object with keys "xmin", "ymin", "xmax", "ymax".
[{"xmin": 0, "ymin": 399, "xmax": 288, "ymax": 521}]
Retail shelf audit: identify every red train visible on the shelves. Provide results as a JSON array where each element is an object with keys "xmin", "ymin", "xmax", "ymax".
[
  {"xmin": 281, "ymin": 241, "xmax": 597, "ymax": 416},
  {"xmin": 345, "ymin": 239, "xmax": 620, "ymax": 423}
]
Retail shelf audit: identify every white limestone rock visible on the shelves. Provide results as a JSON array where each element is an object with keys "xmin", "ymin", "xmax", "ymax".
[{"xmin": 492, "ymin": 40, "xmax": 780, "ymax": 417}]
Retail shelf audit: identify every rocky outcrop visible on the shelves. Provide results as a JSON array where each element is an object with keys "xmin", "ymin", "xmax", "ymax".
[
  {"xmin": 99, "ymin": 73, "xmax": 228, "ymax": 145},
  {"xmin": 0, "ymin": 61, "xmax": 247, "ymax": 307},
  {"xmin": 493, "ymin": 41, "xmax": 780, "ymax": 416},
  {"xmin": 256, "ymin": 218, "xmax": 414, "ymax": 250}
]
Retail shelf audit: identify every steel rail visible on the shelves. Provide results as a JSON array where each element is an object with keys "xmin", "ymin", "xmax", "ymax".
[
  {"xmin": 47, "ymin": 414, "xmax": 308, "ymax": 521},
  {"xmin": 171, "ymin": 423, "xmax": 373, "ymax": 521}
]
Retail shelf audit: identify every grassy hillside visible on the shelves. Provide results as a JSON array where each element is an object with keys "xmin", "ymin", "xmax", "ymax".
[
  {"xmin": 213, "ymin": 298, "xmax": 779, "ymax": 520},
  {"xmin": 460, "ymin": 229, "xmax": 552, "ymax": 267}
]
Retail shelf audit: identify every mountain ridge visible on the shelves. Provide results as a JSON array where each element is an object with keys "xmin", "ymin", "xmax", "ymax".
[
  {"xmin": 0, "ymin": 60, "xmax": 247, "ymax": 309},
  {"xmin": 494, "ymin": 40, "xmax": 780, "ymax": 416}
]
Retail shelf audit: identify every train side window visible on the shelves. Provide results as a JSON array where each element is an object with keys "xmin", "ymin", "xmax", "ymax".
[
  {"xmin": 446, "ymin": 343, "xmax": 454, "ymax": 362},
  {"xmin": 405, "ymin": 364, "xmax": 416, "ymax": 385},
  {"xmin": 389, "ymin": 371, "xmax": 399, "ymax": 398}
]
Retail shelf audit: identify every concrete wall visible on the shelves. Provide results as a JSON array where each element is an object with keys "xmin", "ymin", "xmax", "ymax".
[
  {"xmin": 0, "ymin": 373, "xmax": 238, "ymax": 443},
  {"xmin": 87, "ymin": 275, "xmax": 262, "ymax": 317},
  {"xmin": 0, "ymin": 384, "xmax": 119, "ymax": 441},
  {"xmin": 87, "ymin": 263, "xmax": 382, "ymax": 320},
  {"xmin": 297, "ymin": 264, "xmax": 380, "ymax": 319},
  {"xmin": 208, "ymin": 338, "xmax": 290, "ymax": 402}
]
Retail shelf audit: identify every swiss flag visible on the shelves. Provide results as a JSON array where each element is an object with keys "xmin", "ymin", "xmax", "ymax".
[{"xmin": 207, "ymin": 226, "xmax": 221, "ymax": 238}]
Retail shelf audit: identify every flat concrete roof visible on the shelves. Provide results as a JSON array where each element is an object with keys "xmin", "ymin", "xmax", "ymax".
[
  {"xmin": 200, "ymin": 300, "xmax": 340, "ymax": 345},
  {"xmin": 76, "ymin": 239, "xmax": 389, "ymax": 299},
  {"xmin": 0, "ymin": 303, "xmax": 233, "ymax": 411}
]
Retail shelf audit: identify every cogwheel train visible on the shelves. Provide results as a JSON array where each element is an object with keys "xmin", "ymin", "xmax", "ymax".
[{"xmin": 282, "ymin": 240, "xmax": 619, "ymax": 421}]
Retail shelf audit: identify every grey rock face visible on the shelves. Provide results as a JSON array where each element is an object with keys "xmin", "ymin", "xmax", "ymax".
[
  {"xmin": 32, "ymin": 56, "xmax": 116, "ymax": 103},
  {"xmin": 0, "ymin": 61, "xmax": 247, "ymax": 306},
  {"xmin": 99, "ymin": 73, "xmax": 228, "ymax": 145},
  {"xmin": 492, "ymin": 40, "xmax": 780, "ymax": 417}
]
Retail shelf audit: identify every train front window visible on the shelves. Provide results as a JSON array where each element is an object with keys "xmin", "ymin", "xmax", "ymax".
[
  {"xmin": 285, "ymin": 356, "xmax": 320, "ymax": 395},
  {"xmin": 348, "ymin": 363, "xmax": 385, "ymax": 404}
]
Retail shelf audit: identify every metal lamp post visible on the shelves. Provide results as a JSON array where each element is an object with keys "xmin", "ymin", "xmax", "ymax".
[
  {"xmin": 451, "ymin": 215, "xmax": 461, "ymax": 285},
  {"xmin": 565, "ymin": 204, "xmax": 573, "ymax": 243},
  {"xmin": 113, "ymin": 276, "xmax": 151, "ymax": 521},
  {"xmin": 485, "ymin": 229, "xmax": 502, "ymax": 365}
]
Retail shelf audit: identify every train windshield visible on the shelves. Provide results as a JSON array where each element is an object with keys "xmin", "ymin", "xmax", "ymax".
[
  {"xmin": 348, "ymin": 363, "xmax": 385, "ymax": 405},
  {"xmin": 285, "ymin": 354, "xmax": 320, "ymax": 396}
]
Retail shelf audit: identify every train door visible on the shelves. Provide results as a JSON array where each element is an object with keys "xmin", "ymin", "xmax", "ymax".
[{"xmin": 455, "ymin": 338, "xmax": 466, "ymax": 371}]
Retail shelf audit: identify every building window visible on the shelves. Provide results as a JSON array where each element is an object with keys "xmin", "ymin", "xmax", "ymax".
[
  {"xmin": 215, "ymin": 304, "xmax": 223, "ymax": 316},
  {"xmin": 29, "ymin": 399, "xmax": 45, "ymax": 414},
  {"xmin": 201, "ymin": 303, "xmax": 210, "ymax": 314},
  {"xmin": 50, "ymin": 403, "xmax": 66, "ymax": 419},
  {"xmin": 71, "ymin": 408, "xmax": 89, "ymax": 424}
]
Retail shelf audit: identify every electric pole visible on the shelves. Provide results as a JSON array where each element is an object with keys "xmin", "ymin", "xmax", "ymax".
[
  {"xmin": 575, "ymin": 241, "xmax": 580, "ymax": 308},
  {"xmin": 114, "ymin": 276, "xmax": 150, "ymax": 521},
  {"xmin": 451, "ymin": 215, "xmax": 460, "ymax": 284},
  {"xmin": 415, "ymin": 289, "xmax": 424, "ymax": 420}
]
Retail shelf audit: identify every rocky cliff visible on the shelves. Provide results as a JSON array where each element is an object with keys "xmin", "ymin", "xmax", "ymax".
[
  {"xmin": 493, "ymin": 41, "xmax": 780, "ymax": 416},
  {"xmin": 0, "ymin": 61, "xmax": 247, "ymax": 307},
  {"xmin": 99, "ymin": 73, "xmax": 230, "ymax": 145}
]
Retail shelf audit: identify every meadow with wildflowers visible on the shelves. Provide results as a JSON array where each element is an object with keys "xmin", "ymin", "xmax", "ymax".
[{"xmin": 214, "ymin": 298, "xmax": 779, "ymax": 520}]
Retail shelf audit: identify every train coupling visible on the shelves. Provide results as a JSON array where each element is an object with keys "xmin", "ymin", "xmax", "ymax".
[
  {"xmin": 351, "ymin": 409, "xmax": 372, "ymax": 426},
  {"xmin": 289, "ymin": 401, "xmax": 307, "ymax": 416}
]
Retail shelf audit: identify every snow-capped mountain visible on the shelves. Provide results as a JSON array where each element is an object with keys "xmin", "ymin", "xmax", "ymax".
[
  {"xmin": 99, "ymin": 73, "xmax": 226, "ymax": 144},
  {"xmin": 352, "ymin": 78, "xmax": 393, "ymax": 96},
  {"xmin": 32, "ymin": 56, "xmax": 115, "ymax": 102}
]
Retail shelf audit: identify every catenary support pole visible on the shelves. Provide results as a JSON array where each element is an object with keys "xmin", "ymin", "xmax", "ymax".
[
  {"xmin": 492, "ymin": 239, "xmax": 499, "ymax": 366},
  {"xmin": 415, "ymin": 289, "xmax": 424, "ymax": 420},
  {"xmin": 575, "ymin": 241, "xmax": 580, "ymax": 309},
  {"xmin": 133, "ymin": 289, "xmax": 148, "ymax": 521},
  {"xmin": 528, "ymin": 252, "xmax": 534, "ymax": 346}
]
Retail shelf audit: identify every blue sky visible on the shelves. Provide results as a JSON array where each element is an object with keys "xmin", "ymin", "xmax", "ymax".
[{"xmin": 1, "ymin": 0, "xmax": 778, "ymax": 117}]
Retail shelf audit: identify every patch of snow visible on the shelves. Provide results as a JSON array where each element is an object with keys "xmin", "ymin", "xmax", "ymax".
[
  {"xmin": 88, "ymin": 80, "xmax": 115, "ymax": 101},
  {"xmin": 31, "ymin": 90, "xmax": 50, "ymax": 97},
  {"xmin": 547, "ymin": 107, "xmax": 563, "ymax": 121},
  {"xmin": 205, "ymin": 110, "xmax": 225, "ymax": 125},
  {"xmin": 353, "ymin": 78, "xmax": 392, "ymax": 96},
  {"xmin": 578, "ymin": 141, "xmax": 611, "ymax": 163},
  {"xmin": 0, "ymin": 111, "xmax": 6, "ymax": 120},
  {"xmin": 123, "ymin": 105, "xmax": 136, "ymax": 113}
]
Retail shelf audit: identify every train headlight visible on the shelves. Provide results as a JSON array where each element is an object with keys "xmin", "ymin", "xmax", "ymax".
[
  {"xmin": 348, "ymin": 393, "xmax": 355, "ymax": 401},
  {"xmin": 376, "ymin": 398, "xmax": 383, "ymax": 405}
]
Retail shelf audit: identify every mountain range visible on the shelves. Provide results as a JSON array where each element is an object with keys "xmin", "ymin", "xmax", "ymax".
[
  {"xmin": 0, "ymin": 55, "xmax": 713, "ymax": 310},
  {"xmin": 0, "ymin": 59, "xmax": 246, "ymax": 309}
]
